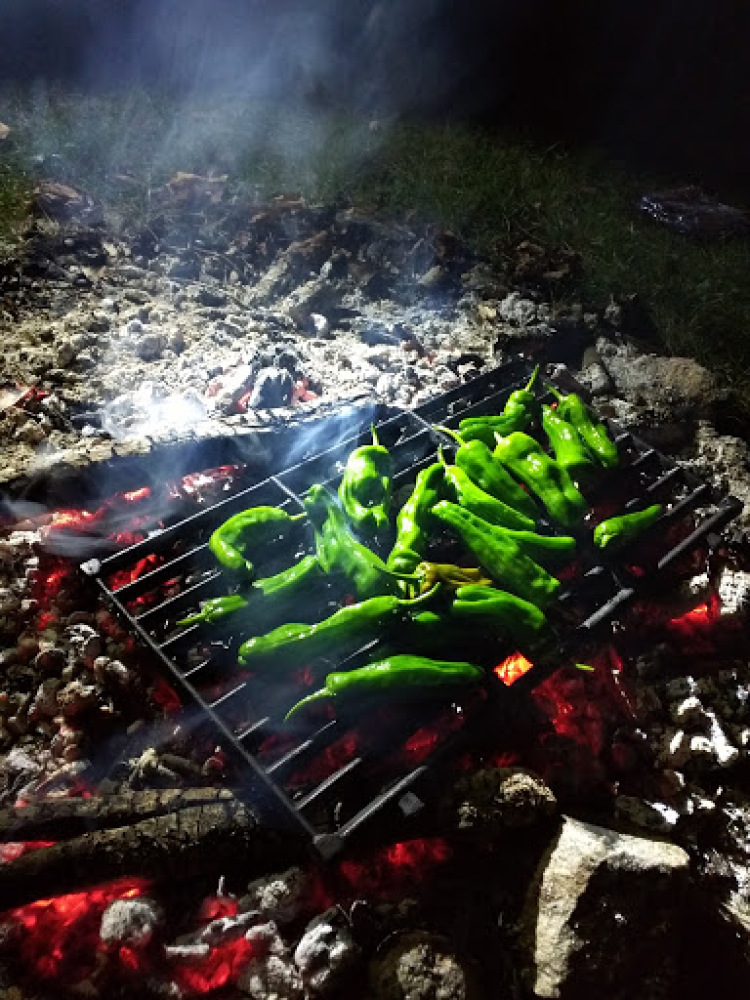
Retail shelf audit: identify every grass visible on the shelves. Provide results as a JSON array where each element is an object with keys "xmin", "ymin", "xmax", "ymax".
[{"xmin": 2, "ymin": 87, "xmax": 750, "ymax": 416}]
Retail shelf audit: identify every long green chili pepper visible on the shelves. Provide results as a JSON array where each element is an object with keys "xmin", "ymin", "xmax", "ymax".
[
  {"xmin": 285, "ymin": 655, "xmax": 485, "ymax": 720},
  {"xmin": 387, "ymin": 462, "xmax": 446, "ymax": 576},
  {"xmin": 237, "ymin": 587, "xmax": 439, "ymax": 671},
  {"xmin": 416, "ymin": 562, "xmax": 493, "ymax": 593},
  {"xmin": 451, "ymin": 584, "xmax": 553, "ymax": 655},
  {"xmin": 493, "ymin": 432, "xmax": 588, "ymax": 529},
  {"xmin": 178, "ymin": 554, "xmax": 331, "ymax": 628},
  {"xmin": 546, "ymin": 385, "xmax": 619, "ymax": 469},
  {"xmin": 304, "ymin": 484, "xmax": 412, "ymax": 599},
  {"xmin": 208, "ymin": 506, "xmax": 306, "ymax": 577},
  {"xmin": 431, "ymin": 501, "xmax": 560, "ymax": 608},
  {"xmin": 540, "ymin": 404, "xmax": 598, "ymax": 485},
  {"xmin": 438, "ymin": 447, "xmax": 536, "ymax": 531},
  {"xmin": 457, "ymin": 365, "xmax": 540, "ymax": 446},
  {"xmin": 435, "ymin": 426, "xmax": 538, "ymax": 519},
  {"xmin": 593, "ymin": 503, "xmax": 663, "ymax": 551},
  {"xmin": 338, "ymin": 426, "xmax": 393, "ymax": 541}
]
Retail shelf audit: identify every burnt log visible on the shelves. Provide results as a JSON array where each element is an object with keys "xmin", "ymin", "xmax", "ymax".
[
  {"xmin": 0, "ymin": 796, "xmax": 307, "ymax": 912},
  {"xmin": 0, "ymin": 787, "xmax": 239, "ymax": 840}
]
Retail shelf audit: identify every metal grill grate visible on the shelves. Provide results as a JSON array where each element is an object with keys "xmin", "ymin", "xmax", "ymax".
[{"xmin": 82, "ymin": 359, "xmax": 743, "ymax": 857}]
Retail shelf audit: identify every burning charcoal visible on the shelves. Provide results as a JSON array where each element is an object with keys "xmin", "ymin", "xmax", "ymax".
[
  {"xmin": 100, "ymin": 896, "xmax": 163, "ymax": 947},
  {"xmin": 240, "ymin": 866, "xmax": 313, "ymax": 925},
  {"xmin": 369, "ymin": 931, "xmax": 482, "ymax": 1000},
  {"xmin": 238, "ymin": 951, "xmax": 305, "ymax": 999},
  {"xmin": 199, "ymin": 909, "xmax": 262, "ymax": 945},
  {"xmin": 520, "ymin": 816, "xmax": 689, "ymax": 1000},
  {"xmin": 442, "ymin": 767, "xmax": 557, "ymax": 844},
  {"xmin": 671, "ymin": 695, "xmax": 707, "ymax": 727},
  {"xmin": 662, "ymin": 729, "xmax": 691, "ymax": 769},
  {"xmin": 294, "ymin": 907, "xmax": 360, "ymax": 995},
  {"xmin": 32, "ymin": 645, "xmax": 66, "ymax": 674},
  {"xmin": 248, "ymin": 367, "xmax": 294, "ymax": 409}
]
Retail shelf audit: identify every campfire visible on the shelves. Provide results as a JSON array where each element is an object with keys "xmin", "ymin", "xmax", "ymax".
[{"xmin": 3, "ymin": 189, "xmax": 750, "ymax": 1000}]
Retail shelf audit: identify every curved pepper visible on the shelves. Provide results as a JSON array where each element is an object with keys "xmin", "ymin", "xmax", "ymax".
[
  {"xmin": 438, "ymin": 448, "xmax": 536, "ymax": 531},
  {"xmin": 208, "ymin": 506, "xmax": 306, "ymax": 577},
  {"xmin": 285, "ymin": 655, "xmax": 485, "ymax": 719},
  {"xmin": 387, "ymin": 462, "xmax": 445, "ymax": 575},
  {"xmin": 237, "ymin": 588, "xmax": 437, "ymax": 671},
  {"xmin": 415, "ymin": 561, "xmax": 493, "ymax": 593},
  {"xmin": 178, "ymin": 554, "xmax": 332, "ymax": 628},
  {"xmin": 304, "ymin": 484, "xmax": 409, "ymax": 599},
  {"xmin": 338, "ymin": 426, "xmax": 393, "ymax": 541},
  {"xmin": 593, "ymin": 503, "xmax": 663, "ymax": 551},
  {"xmin": 431, "ymin": 501, "xmax": 560, "ymax": 608},
  {"xmin": 436, "ymin": 426, "xmax": 538, "ymax": 520},
  {"xmin": 540, "ymin": 404, "xmax": 597, "ymax": 484},
  {"xmin": 493, "ymin": 432, "xmax": 588, "ymax": 529},
  {"xmin": 457, "ymin": 365, "xmax": 540, "ymax": 447},
  {"xmin": 450, "ymin": 584, "xmax": 553, "ymax": 655},
  {"xmin": 546, "ymin": 385, "xmax": 619, "ymax": 469}
]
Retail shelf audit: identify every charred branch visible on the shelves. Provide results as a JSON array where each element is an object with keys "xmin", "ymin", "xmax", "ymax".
[{"xmin": 0, "ymin": 797, "xmax": 307, "ymax": 912}]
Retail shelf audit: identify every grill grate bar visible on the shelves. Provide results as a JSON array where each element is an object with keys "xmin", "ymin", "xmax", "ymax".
[{"xmin": 85, "ymin": 360, "xmax": 743, "ymax": 857}]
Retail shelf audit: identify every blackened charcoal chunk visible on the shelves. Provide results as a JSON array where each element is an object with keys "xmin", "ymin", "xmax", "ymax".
[
  {"xmin": 274, "ymin": 348, "xmax": 302, "ymax": 376},
  {"xmin": 249, "ymin": 367, "xmax": 294, "ymax": 409}
]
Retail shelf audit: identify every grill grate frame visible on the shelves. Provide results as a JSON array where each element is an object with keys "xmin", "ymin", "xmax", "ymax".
[{"xmin": 82, "ymin": 359, "xmax": 743, "ymax": 856}]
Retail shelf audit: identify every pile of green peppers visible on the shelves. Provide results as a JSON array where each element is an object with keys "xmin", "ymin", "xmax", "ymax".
[{"xmin": 179, "ymin": 367, "xmax": 635, "ymax": 720}]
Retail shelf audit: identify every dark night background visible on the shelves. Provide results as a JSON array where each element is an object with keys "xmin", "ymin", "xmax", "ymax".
[{"xmin": 1, "ymin": 0, "xmax": 749, "ymax": 195}]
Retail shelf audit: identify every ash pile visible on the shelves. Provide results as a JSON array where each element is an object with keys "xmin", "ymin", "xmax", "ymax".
[{"xmin": 4, "ymin": 181, "xmax": 750, "ymax": 999}]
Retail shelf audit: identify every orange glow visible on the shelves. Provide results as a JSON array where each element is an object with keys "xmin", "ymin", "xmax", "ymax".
[
  {"xmin": 120, "ymin": 487, "xmax": 152, "ymax": 503},
  {"xmin": 149, "ymin": 676, "xmax": 182, "ymax": 714},
  {"xmin": 337, "ymin": 838, "xmax": 451, "ymax": 899},
  {"xmin": 494, "ymin": 651, "xmax": 534, "ymax": 685},
  {"xmin": 8, "ymin": 878, "xmax": 149, "ymax": 983},
  {"xmin": 172, "ymin": 938, "xmax": 255, "ymax": 994},
  {"xmin": 670, "ymin": 601, "xmax": 712, "ymax": 627},
  {"xmin": 289, "ymin": 732, "xmax": 359, "ymax": 787}
]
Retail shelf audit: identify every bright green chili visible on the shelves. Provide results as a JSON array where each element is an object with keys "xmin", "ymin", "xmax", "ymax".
[
  {"xmin": 438, "ymin": 447, "xmax": 536, "ymax": 531},
  {"xmin": 338, "ymin": 426, "xmax": 393, "ymax": 541},
  {"xmin": 431, "ymin": 501, "xmax": 560, "ymax": 608},
  {"xmin": 546, "ymin": 385, "xmax": 619, "ymax": 469},
  {"xmin": 208, "ymin": 506, "xmax": 306, "ymax": 577},
  {"xmin": 387, "ymin": 462, "xmax": 445, "ymax": 576},
  {"xmin": 493, "ymin": 432, "xmax": 588, "ymax": 529},
  {"xmin": 285, "ymin": 655, "xmax": 485, "ymax": 719},
  {"xmin": 593, "ymin": 503, "xmax": 663, "ymax": 551},
  {"xmin": 457, "ymin": 365, "xmax": 540, "ymax": 446},
  {"xmin": 540, "ymin": 404, "xmax": 597, "ymax": 485}
]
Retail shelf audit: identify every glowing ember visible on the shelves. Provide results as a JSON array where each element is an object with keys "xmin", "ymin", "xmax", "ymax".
[
  {"xmin": 337, "ymin": 838, "xmax": 451, "ymax": 899},
  {"xmin": 495, "ymin": 651, "xmax": 534, "ymax": 685},
  {"xmin": 172, "ymin": 938, "xmax": 255, "ymax": 995},
  {"xmin": 7, "ymin": 878, "xmax": 149, "ymax": 983}
]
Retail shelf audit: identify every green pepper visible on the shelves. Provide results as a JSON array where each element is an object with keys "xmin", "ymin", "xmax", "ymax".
[
  {"xmin": 416, "ymin": 562, "xmax": 493, "ymax": 593},
  {"xmin": 438, "ymin": 447, "xmax": 536, "ymax": 531},
  {"xmin": 436, "ymin": 426, "xmax": 538, "ymax": 520},
  {"xmin": 493, "ymin": 432, "xmax": 588, "ymax": 529},
  {"xmin": 540, "ymin": 404, "xmax": 598, "ymax": 485},
  {"xmin": 451, "ymin": 584, "xmax": 553, "ymax": 656},
  {"xmin": 593, "ymin": 503, "xmax": 663, "ymax": 551},
  {"xmin": 431, "ymin": 501, "xmax": 560, "ymax": 608},
  {"xmin": 304, "ymin": 484, "xmax": 409, "ymax": 599},
  {"xmin": 338, "ymin": 427, "xmax": 393, "ymax": 541},
  {"xmin": 285, "ymin": 655, "xmax": 485, "ymax": 719},
  {"xmin": 237, "ymin": 589, "xmax": 437, "ymax": 671},
  {"xmin": 208, "ymin": 506, "xmax": 306, "ymax": 577},
  {"xmin": 178, "ymin": 554, "xmax": 331, "ymax": 628},
  {"xmin": 457, "ymin": 365, "xmax": 539, "ymax": 446},
  {"xmin": 546, "ymin": 385, "xmax": 619, "ymax": 469},
  {"xmin": 387, "ymin": 462, "xmax": 445, "ymax": 575}
]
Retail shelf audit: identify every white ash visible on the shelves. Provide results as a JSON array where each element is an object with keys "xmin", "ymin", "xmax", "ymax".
[
  {"xmin": 294, "ymin": 907, "xmax": 360, "ymax": 995},
  {"xmin": 100, "ymin": 897, "xmax": 163, "ymax": 947},
  {"xmin": 716, "ymin": 566, "xmax": 750, "ymax": 617},
  {"xmin": 240, "ymin": 867, "xmax": 313, "ymax": 925}
]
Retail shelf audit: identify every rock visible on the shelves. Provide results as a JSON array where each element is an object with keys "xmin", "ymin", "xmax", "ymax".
[
  {"xmin": 443, "ymin": 767, "xmax": 557, "ymax": 843},
  {"xmin": 369, "ymin": 931, "xmax": 483, "ymax": 1000},
  {"xmin": 135, "ymin": 332, "xmax": 165, "ymax": 362},
  {"xmin": 100, "ymin": 897, "xmax": 163, "ymax": 947},
  {"xmin": 520, "ymin": 816, "xmax": 690, "ymax": 999},
  {"xmin": 249, "ymin": 367, "xmax": 294, "ymax": 409},
  {"xmin": 685, "ymin": 421, "xmax": 750, "ymax": 530},
  {"xmin": 294, "ymin": 907, "xmax": 359, "ymax": 995}
]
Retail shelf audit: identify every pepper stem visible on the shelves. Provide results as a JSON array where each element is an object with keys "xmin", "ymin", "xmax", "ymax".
[
  {"xmin": 573, "ymin": 662, "xmax": 595, "ymax": 672},
  {"xmin": 398, "ymin": 582, "xmax": 442, "ymax": 607},
  {"xmin": 434, "ymin": 425, "xmax": 464, "ymax": 447},
  {"xmin": 290, "ymin": 512, "xmax": 307, "ymax": 522},
  {"xmin": 525, "ymin": 364, "xmax": 540, "ymax": 392},
  {"xmin": 437, "ymin": 445, "xmax": 449, "ymax": 468},
  {"xmin": 284, "ymin": 687, "xmax": 331, "ymax": 721},
  {"xmin": 544, "ymin": 382, "xmax": 565, "ymax": 403},
  {"xmin": 370, "ymin": 424, "xmax": 380, "ymax": 448}
]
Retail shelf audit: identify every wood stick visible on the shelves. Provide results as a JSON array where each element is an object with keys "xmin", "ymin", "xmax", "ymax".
[
  {"xmin": 0, "ymin": 797, "xmax": 307, "ymax": 912},
  {"xmin": 0, "ymin": 788, "xmax": 239, "ymax": 841}
]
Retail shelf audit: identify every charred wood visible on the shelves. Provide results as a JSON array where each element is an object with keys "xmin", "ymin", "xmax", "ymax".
[{"xmin": 0, "ymin": 797, "xmax": 307, "ymax": 912}]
